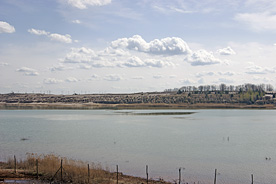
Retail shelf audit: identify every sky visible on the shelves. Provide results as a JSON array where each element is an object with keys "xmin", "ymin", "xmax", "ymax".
[{"xmin": 1, "ymin": 0, "xmax": 276, "ymax": 94}]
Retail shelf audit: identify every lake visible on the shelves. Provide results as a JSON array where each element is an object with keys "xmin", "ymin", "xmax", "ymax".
[{"xmin": 1, "ymin": 109, "xmax": 276, "ymax": 184}]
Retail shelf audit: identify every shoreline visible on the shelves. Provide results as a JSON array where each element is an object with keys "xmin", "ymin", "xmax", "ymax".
[
  {"xmin": 0, "ymin": 155, "xmax": 172, "ymax": 184},
  {"xmin": 0, "ymin": 102, "xmax": 275, "ymax": 110}
]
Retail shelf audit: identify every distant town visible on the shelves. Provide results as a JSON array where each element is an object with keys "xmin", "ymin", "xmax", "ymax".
[{"xmin": 0, "ymin": 83, "xmax": 275, "ymax": 109}]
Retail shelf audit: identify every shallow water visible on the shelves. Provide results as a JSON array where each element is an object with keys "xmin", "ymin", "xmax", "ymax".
[{"xmin": 1, "ymin": 109, "xmax": 276, "ymax": 183}]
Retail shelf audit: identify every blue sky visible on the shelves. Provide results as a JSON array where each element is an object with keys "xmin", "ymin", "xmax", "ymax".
[{"xmin": 1, "ymin": 0, "xmax": 276, "ymax": 94}]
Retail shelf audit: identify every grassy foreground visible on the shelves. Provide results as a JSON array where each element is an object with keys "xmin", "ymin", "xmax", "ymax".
[{"xmin": 0, "ymin": 154, "xmax": 171, "ymax": 184}]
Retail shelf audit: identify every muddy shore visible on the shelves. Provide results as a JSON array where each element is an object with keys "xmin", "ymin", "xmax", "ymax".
[{"xmin": 0, "ymin": 102, "xmax": 275, "ymax": 110}]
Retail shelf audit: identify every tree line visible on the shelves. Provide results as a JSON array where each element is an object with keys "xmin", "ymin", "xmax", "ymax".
[{"xmin": 164, "ymin": 83, "xmax": 275, "ymax": 94}]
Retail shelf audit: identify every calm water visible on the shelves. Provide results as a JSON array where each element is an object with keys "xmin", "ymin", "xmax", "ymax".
[{"xmin": 1, "ymin": 109, "xmax": 276, "ymax": 183}]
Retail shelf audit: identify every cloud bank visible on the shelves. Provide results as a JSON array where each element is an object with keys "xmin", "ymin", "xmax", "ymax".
[
  {"xmin": 54, "ymin": 35, "xmax": 224, "ymax": 74},
  {"xmin": 111, "ymin": 35, "xmax": 192, "ymax": 55},
  {"xmin": 62, "ymin": 46, "xmax": 174, "ymax": 68}
]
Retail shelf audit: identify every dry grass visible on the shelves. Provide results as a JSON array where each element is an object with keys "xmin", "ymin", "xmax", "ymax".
[
  {"xmin": 1, "ymin": 154, "xmax": 171, "ymax": 184},
  {"xmin": 3, "ymin": 154, "xmax": 113, "ymax": 183}
]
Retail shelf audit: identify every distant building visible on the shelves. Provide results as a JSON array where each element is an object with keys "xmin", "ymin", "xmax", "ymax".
[{"xmin": 264, "ymin": 94, "xmax": 273, "ymax": 100}]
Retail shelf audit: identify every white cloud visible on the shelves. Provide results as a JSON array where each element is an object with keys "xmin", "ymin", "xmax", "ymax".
[
  {"xmin": 111, "ymin": 35, "xmax": 148, "ymax": 52},
  {"xmin": 195, "ymin": 71, "xmax": 235, "ymax": 77},
  {"xmin": 145, "ymin": 59, "xmax": 174, "ymax": 67},
  {"xmin": 72, "ymin": 19, "xmax": 81, "ymax": 24},
  {"xmin": 65, "ymin": 77, "xmax": 79, "ymax": 82},
  {"xmin": 185, "ymin": 50, "xmax": 221, "ymax": 66},
  {"xmin": 195, "ymin": 71, "xmax": 215, "ymax": 77},
  {"xmin": 235, "ymin": 12, "xmax": 276, "ymax": 31},
  {"xmin": 122, "ymin": 56, "xmax": 145, "ymax": 67},
  {"xmin": 218, "ymin": 71, "xmax": 235, "ymax": 76},
  {"xmin": 28, "ymin": 28, "xmax": 49, "ymax": 35},
  {"xmin": 0, "ymin": 21, "xmax": 15, "ymax": 33},
  {"xmin": 44, "ymin": 78, "xmax": 63, "ymax": 84},
  {"xmin": 78, "ymin": 64, "xmax": 92, "ymax": 69},
  {"xmin": 120, "ymin": 56, "xmax": 173, "ymax": 68},
  {"xmin": 111, "ymin": 35, "xmax": 192, "ymax": 55},
  {"xmin": 16, "ymin": 67, "xmax": 39, "ymax": 76},
  {"xmin": 64, "ymin": 47, "xmax": 96, "ymax": 63},
  {"xmin": 67, "ymin": 0, "xmax": 112, "ymax": 9},
  {"xmin": 152, "ymin": 4, "xmax": 195, "ymax": 14},
  {"xmin": 100, "ymin": 47, "xmax": 130, "ymax": 57},
  {"xmin": 0, "ymin": 62, "xmax": 9, "ymax": 67},
  {"xmin": 223, "ymin": 59, "xmax": 231, "ymax": 65},
  {"xmin": 64, "ymin": 51, "xmax": 115, "ymax": 67},
  {"xmin": 28, "ymin": 28, "xmax": 72, "ymax": 43},
  {"xmin": 50, "ymin": 64, "xmax": 71, "ymax": 72},
  {"xmin": 149, "ymin": 0, "xmax": 276, "ymax": 16},
  {"xmin": 217, "ymin": 47, "xmax": 236, "ymax": 55},
  {"xmin": 179, "ymin": 79, "xmax": 196, "ymax": 85},
  {"xmin": 132, "ymin": 76, "xmax": 144, "ymax": 80},
  {"xmin": 61, "ymin": 46, "xmax": 174, "ymax": 68},
  {"xmin": 217, "ymin": 78, "xmax": 234, "ymax": 83},
  {"xmin": 148, "ymin": 37, "xmax": 192, "ymax": 55},
  {"xmin": 91, "ymin": 74, "xmax": 100, "ymax": 79},
  {"xmin": 198, "ymin": 78, "xmax": 205, "ymax": 84},
  {"xmin": 253, "ymin": 76, "xmax": 273, "ymax": 82},
  {"xmin": 104, "ymin": 74, "xmax": 122, "ymax": 81},
  {"xmin": 153, "ymin": 75, "xmax": 163, "ymax": 79},
  {"xmin": 148, "ymin": 0, "xmax": 245, "ymax": 15},
  {"xmin": 49, "ymin": 33, "xmax": 72, "ymax": 43},
  {"xmin": 90, "ymin": 60, "xmax": 114, "ymax": 67},
  {"xmin": 245, "ymin": 63, "xmax": 276, "ymax": 74}
]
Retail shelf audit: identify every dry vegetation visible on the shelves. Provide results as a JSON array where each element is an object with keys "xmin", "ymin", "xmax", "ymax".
[
  {"xmin": 0, "ymin": 154, "xmax": 171, "ymax": 184},
  {"xmin": 1, "ymin": 83, "xmax": 276, "ymax": 110}
]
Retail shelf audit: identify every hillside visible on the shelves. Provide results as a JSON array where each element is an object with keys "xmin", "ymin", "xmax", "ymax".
[{"xmin": 0, "ymin": 89, "xmax": 275, "ymax": 109}]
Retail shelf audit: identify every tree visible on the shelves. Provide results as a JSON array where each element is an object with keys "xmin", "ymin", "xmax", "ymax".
[
  {"xmin": 219, "ymin": 83, "xmax": 226, "ymax": 92},
  {"xmin": 266, "ymin": 84, "xmax": 274, "ymax": 92}
]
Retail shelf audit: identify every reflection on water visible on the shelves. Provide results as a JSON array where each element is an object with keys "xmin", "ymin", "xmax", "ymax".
[
  {"xmin": 1, "ymin": 109, "xmax": 276, "ymax": 184},
  {"xmin": 116, "ymin": 111, "xmax": 195, "ymax": 115}
]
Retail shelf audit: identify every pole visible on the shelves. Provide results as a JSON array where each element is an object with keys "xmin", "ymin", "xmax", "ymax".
[
  {"xmin": 179, "ymin": 168, "xmax": 181, "ymax": 184},
  {"xmin": 88, "ymin": 164, "xmax": 90, "ymax": 184},
  {"xmin": 61, "ymin": 159, "xmax": 63, "ymax": 182},
  {"xmin": 14, "ymin": 155, "xmax": 16, "ymax": 174},
  {"xmin": 116, "ymin": 165, "xmax": 119, "ymax": 184},
  {"xmin": 36, "ymin": 159, "xmax": 39, "ymax": 179},
  {"xmin": 251, "ymin": 174, "xmax": 253, "ymax": 184},
  {"xmin": 214, "ymin": 169, "xmax": 217, "ymax": 184},
  {"xmin": 146, "ymin": 165, "xmax": 148, "ymax": 184}
]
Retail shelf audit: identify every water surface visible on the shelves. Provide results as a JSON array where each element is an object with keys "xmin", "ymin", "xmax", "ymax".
[{"xmin": 1, "ymin": 109, "xmax": 276, "ymax": 184}]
